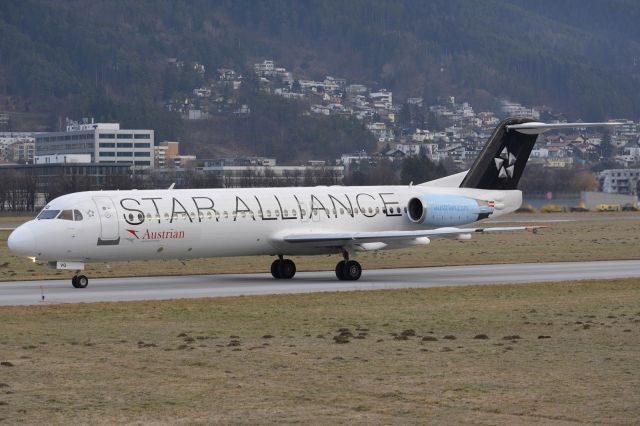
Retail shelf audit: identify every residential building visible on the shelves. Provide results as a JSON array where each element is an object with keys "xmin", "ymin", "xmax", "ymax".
[
  {"xmin": 6, "ymin": 140, "xmax": 35, "ymax": 164},
  {"xmin": 340, "ymin": 151, "xmax": 372, "ymax": 170},
  {"xmin": 599, "ymin": 168, "xmax": 640, "ymax": 195},
  {"xmin": 154, "ymin": 141, "xmax": 180, "ymax": 168},
  {"xmin": 346, "ymin": 84, "xmax": 367, "ymax": 94},
  {"xmin": 500, "ymin": 100, "xmax": 540, "ymax": 119},
  {"xmin": 0, "ymin": 132, "xmax": 38, "ymax": 162},
  {"xmin": 370, "ymin": 90, "xmax": 393, "ymax": 109}
]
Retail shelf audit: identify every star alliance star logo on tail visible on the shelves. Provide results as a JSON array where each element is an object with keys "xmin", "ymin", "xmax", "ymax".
[{"xmin": 495, "ymin": 146, "xmax": 516, "ymax": 179}]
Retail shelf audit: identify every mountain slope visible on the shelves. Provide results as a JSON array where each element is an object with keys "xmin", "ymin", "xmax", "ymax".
[{"xmin": 0, "ymin": 1, "xmax": 638, "ymax": 146}]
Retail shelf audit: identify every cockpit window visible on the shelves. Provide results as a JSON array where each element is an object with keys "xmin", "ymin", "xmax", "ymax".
[
  {"xmin": 73, "ymin": 210, "xmax": 83, "ymax": 221},
  {"xmin": 37, "ymin": 209, "xmax": 60, "ymax": 220},
  {"xmin": 59, "ymin": 210, "xmax": 74, "ymax": 221}
]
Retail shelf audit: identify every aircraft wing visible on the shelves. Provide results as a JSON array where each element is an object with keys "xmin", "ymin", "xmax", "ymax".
[{"xmin": 281, "ymin": 225, "xmax": 544, "ymax": 246}]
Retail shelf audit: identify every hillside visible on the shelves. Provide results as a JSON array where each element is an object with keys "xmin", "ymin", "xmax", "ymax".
[{"xmin": 1, "ymin": 0, "xmax": 639, "ymax": 159}]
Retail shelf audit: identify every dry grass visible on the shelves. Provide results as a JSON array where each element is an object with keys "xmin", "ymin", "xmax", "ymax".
[
  {"xmin": 1, "ymin": 212, "xmax": 639, "ymax": 281},
  {"xmin": 0, "ymin": 279, "xmax": 639, "ymax": 424}
]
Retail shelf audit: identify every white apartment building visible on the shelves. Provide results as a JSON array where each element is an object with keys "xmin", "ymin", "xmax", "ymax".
[
  {"xmin": 369, "ymin": 90, "xmax": 393, "ymax": 109},
  {"xmin": 500, "ymin": 100, "xmax": 540, "ymax": 120},
  {"xmin": 0, "ymin": 132, "xmax": 39, "ymax": 162},
  {"xmin": 35, "ymin": 121, "xmax": 154, "ymax": 168},
  {"xmin": 599, "ymin": 168, "xmax": 640, "ymax": 195}
]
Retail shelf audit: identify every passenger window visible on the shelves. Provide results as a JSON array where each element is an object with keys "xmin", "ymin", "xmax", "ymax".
[
  {"xmin": 59, "ymin": 210, "xmax": 74, "ymax": 220},
  {"xmin": 292, "ymin": 209, "xmax": 297, "ymax": 216},
  {"xmin": 73, "ymin": 210, "xmax": 83, "ymax": 221}
]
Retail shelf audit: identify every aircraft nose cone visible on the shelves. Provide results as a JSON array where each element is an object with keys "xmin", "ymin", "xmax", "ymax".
[{"xmin": 7, "ymin": 225, "xmax": 36, "ymax": 256}]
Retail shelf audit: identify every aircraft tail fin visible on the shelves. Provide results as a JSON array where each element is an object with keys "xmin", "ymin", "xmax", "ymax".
[{"xmin": 459, "ymin": 118, "xmax": 618, "ymax": 190}]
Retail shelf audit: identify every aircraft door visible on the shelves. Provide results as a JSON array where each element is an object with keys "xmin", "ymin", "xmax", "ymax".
[{"xmin": 93, "ymin": 196, "xmax": 120, "ymax": 245}]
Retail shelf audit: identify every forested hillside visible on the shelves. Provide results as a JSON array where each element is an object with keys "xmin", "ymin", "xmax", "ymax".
[{"xmin": 1, "ymin": 0, "xmax": 639, "ymax": 158}]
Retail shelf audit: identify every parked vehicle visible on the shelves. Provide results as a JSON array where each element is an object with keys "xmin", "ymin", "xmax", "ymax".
[
  {"xmin": 570, "ymin": 202, "xmax": 589, "ymax": 212},
  {"xmin": 541, "ymin": 204, "xmax": 566, "ymax": 213},
  {"xmin": 595, "ymin": 203, "xmax": 621, "ymax": 212},
  {"xmin": 515, "ymin": 204, "xmax": 536, "ymax": 213}
]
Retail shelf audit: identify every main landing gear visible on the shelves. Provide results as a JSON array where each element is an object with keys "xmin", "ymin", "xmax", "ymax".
[
  {"xmin": 335, "ymin": 251, "xmax": 362, "ymax": 281},
  {"xmin": 71, "ymin": 273, "xmax": 89, "ymax": 289},
  {"xmin": 269, "ymin": 252, "xmax": 362, "ymax": 281},
  {"xmin": 271, "ymin": 255, "xmax": 296, "ymax": 279}
]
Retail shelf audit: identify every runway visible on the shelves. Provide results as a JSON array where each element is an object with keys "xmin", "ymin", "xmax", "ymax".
[{"xmin": 1, "ymin": 260, "xmax": 639, "ymax": 306}]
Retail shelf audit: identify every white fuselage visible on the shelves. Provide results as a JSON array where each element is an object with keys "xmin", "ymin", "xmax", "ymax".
[{"xmin": 9, "ymin": 185, "xmax": 521, "ymax": 263}]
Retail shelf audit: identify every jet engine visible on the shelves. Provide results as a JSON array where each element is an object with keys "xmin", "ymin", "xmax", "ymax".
[{"xmin": 407, "ymin": 194, "xmax": 493, "ymax": 227}]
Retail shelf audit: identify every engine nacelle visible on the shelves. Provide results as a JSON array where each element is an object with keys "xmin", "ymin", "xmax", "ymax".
[{"xmin": 407, "ymin": 194, "xmax": 493, "ymax": 227}]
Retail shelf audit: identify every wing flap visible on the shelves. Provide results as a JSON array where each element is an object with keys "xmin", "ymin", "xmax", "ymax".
[{"xmin": 281, "ymin": 226, "xmax": 544, "ymax": 245}]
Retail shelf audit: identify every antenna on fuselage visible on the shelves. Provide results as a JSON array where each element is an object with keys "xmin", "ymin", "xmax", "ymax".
[{"xmin": 168, "ymin": 183, "xmax": 175, "ymax": 190}]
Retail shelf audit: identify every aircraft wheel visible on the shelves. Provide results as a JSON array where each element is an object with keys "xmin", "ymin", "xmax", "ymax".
[
  {"xmin": 335, "ymin": 260, "xmax": 347, "ymax": 280},
  {"xmin": 345, "ymin": 260, "xmax": 362, "ymax": 281},
  {"xmin": 72, "ymin": 275, "xmax": 89, "ymax": 289},
  {"xmin": 270, "ymin": 260, "xmax": 282, "ymax": 279},
  {"xmin": 279, "ymin": 259, "xmax": 296, "ymax": 279}
]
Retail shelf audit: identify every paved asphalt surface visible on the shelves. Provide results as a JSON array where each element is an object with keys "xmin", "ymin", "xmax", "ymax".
[{"xmin": 0, "ymin": 260, "xmax": 639, "ymax": 306}]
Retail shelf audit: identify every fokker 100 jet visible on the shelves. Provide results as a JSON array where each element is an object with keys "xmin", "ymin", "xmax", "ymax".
[{"xmin": 8, "ymin": 118, "xmax": 616, "ymax": 288}]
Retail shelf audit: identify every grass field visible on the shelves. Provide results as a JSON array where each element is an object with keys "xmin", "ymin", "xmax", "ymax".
[
  {"xmin": 1, "ymin": 212, "xmax": 639, "ymax": 281},
  {"xmin": 0, "ymin": 279, "xmax": 639, "ymax": 424}
]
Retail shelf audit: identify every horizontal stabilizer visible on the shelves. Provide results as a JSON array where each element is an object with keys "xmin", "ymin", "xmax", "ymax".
[
  {"xmin": 460, "ymin": 117, "xmax": 623, "ymax": 191},
  {"xmin": 506, "ymin": 121, "xmax": 620, "ymax": 135}
]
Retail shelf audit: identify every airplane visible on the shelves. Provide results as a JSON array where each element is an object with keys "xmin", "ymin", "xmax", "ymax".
[{"xmin": 7, "ymin": 118, "xmax": 617, "ymax": 288}]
